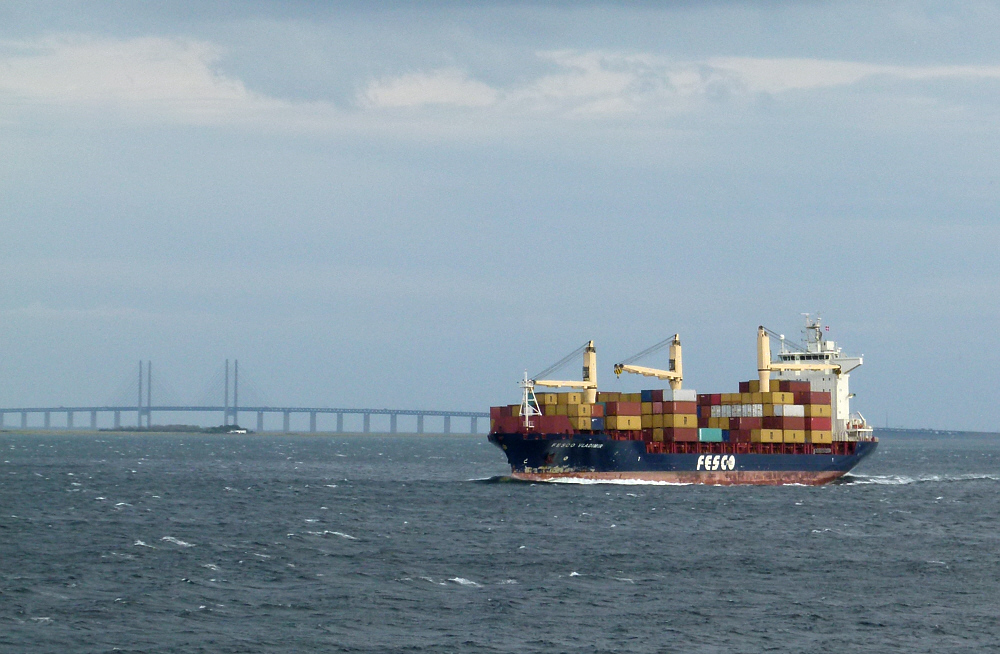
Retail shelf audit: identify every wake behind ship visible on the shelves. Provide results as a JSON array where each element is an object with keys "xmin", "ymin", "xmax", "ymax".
[{"xmin": 489, "ymin": 317, "xmax": 877, "ymax": 485}]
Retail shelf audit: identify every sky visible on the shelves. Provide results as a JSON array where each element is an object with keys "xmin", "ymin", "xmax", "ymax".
[{"xmin": 2, "ymin": 1, "xmax": 999, "ymax": 431}]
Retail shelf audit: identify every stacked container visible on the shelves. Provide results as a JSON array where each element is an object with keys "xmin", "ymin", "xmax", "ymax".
[{"xmin": 696, "ymin": 380, "xmax": 833, "ymax": 444}]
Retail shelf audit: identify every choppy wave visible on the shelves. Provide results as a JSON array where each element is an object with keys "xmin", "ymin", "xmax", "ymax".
[{"xmin": 160, "ymin": 536, "xmax": 196, "ymax": 547}]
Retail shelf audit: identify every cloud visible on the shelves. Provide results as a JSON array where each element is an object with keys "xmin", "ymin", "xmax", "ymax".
[
  {"xmin": 362, "ymin": 68, "xmax": 499, "ymax": 108},
  {"xmin": 707, "ymin": 57, "xmax": 1000, "ymax": 93},
  {"xmin": 0, "ymin": 35, "xmax": 320, "ymax": 126},
  {"xmin": 2, "ymin": 35, "xmax": 999, "ymax": 131}
]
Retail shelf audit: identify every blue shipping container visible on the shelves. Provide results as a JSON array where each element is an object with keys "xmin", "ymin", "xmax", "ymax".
[{"xmin": 591, "ymin": 417, "xmax": 605, "ymax": 430}]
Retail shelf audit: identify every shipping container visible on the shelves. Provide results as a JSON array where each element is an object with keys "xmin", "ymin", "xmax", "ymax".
[
  {"xmin": 591, "ymin": 417, "xmax": 605, "ymax": 430},
  {"xmin": 698, "ymin": 427, "xmax": 724, "ymax": 442},
  {"xmin": 664, "ymin": 389, "xmax": 698, "ymax": 402},
  {"xmin": 783, "ymin": 429, "xmax": 806, "ymax": 444},
  {"xmin": 641, "ymin": 402, "xmax": 654, "ymax": 415},
  {"xmin": 794, "ymin": 391, "xmax": 830, "ymax": 405},
  {"xmin": 607, "ymin": 415, "xmax": 641, "ymax": 430},
  {"xmin": 665, "ymin": 427, "xmax": 699, "ymax": 442},
  {"xmin": 804, "ymin": 416, "xmax": 832, "ymax": 431},
  {"xmin": 652, "ymin": 414, "xmax": 664, "ymax": 429},
  {"xmin": 807, "ymin": 430, "xmax": 833, "ymax": 444},
  {"xmin": 663, "ymin": 414, "xmax": 698, "ymax": 428},
  {"xmin": 652, "ymin": 427, "xmax": 664, "ymax": 442},
  {"xmin": 606, "ymin": 401, "xmax": 642, "ymax": 416},
  {"xmin": 567, "ymin": 404, "xmax": 592, "ymax": 417},
  {"xmin": 641, "ymin": 414, "xmax": 653, "ymax": 429},
  {"xmin": 661, "ymin": 401, "xmax": 698, "ymax": 414},
  {"xmin": 536, "ymin": 393, "xmax": 559, "ymax": 406},
  {"xmin": 592, "ymin": 403, "xmax": 605, "ymax": 418},
  {"xmin": 805, "ymin": 404, "xmax": 832, "ymax": 417},
  {"xmin": 751, "ymin": 428, "xmax": 783, "ymax": 443}
]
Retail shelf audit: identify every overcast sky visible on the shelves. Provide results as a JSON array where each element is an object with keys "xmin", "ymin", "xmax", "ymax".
[{"xmin": 2, "ymin": 1, "xmax": 999, "ymax": 430}]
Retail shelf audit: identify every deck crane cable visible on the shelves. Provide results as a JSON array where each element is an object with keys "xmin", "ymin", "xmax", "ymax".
[
  {"xmin": 532, "ymin": 342, "xmax": 590, "ymax": 381},
  {"xmin": 760, "ymin": 326, "xmax": 808, "ymax": 354},
  {"xmin": 619, "ymin": 335, "xmax": 676, "ymax": 367}
]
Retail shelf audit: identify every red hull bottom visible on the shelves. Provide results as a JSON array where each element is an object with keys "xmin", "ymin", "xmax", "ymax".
[{"xmin": 511, "ymin": 470, "xmax": 847, "ymax": 486}]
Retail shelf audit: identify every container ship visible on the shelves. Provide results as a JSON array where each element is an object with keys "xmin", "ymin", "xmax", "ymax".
[{"xmin": 488, "ymin": 316, "xmax": 876, "ymax": 485}]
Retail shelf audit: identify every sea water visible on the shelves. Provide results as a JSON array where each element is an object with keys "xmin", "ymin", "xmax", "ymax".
[{"xmin": 1, "ymin": 430, "xmax": 998, "ymax": 653}]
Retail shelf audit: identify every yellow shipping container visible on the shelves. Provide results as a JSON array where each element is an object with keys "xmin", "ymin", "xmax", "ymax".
[
  {"xmin": 652, "ymin": 428, "xmax": 664, "ymax": 442},
  {"xmin": 641, "ymin": 414, "xmax": 653, "ymax": 429},
  {"xmin": 763, "ymin": 404, "xmax": 775, "ymax": 417},
  {"xmin": 567, "ymin": 404, "xmax": 592, "ymax": 417},
  {"xmin": 748, "ymin": 379, "xmax": 761, "ymax": 393},
  {"xmin": 751, "ymin": 392, "xmax": 763, "ymax": 404},
  {"xmin": 769, "ymin": 379, "xmax": 782, "ymax": 392},
  {"xmin": 537, "ymin": 393, "xmax": 559, "ymax": 406},
  {"xmin": 569, "ymin": 415, "xmax": 590, "ymax": 430},
  {"xmin": 624, "ymin": 392, "xmax": 642, "ymax": 403},
  {"xmin": 772, "ymin": 392, "xmax": 793, "ymax": 405},
  {"xmin": 807, "ymin": 430, "xmax": 833, "ymax": 444},
  {"xmin": 663, "ymin": 414, "xmax": 697, "ymax": 428},
  {"xmin": 720, "ymin": 417, "xmax": 730, "ymax": 430},
  {"xmin": 721, "ymin": 393, "xmax": 737, "ymax": 405},
  {"xmin": 641, "ymin": 402, "xmax": 654, "ymax": 415},
  {"xmin": 805, "ymin": 404, "xmax": 832, "ymax": 417},
  {"xmin": 652, "ymin": 414, "xmax": 664, "ymax": 429},
  {"xmin": 607, "ymin": 415, "xmax": 641, "ymax": 430},
  {"xmin": 490, "ymin": 419, "xmax": 496, "ymax": 431},
  {"xmin": 543, "ymin": 404, "xmax": 559, "ymax": 416},
  {"xmin": 597, "ymin": 391, "xmax": 621, "ymax": 402},
  {"xmin": 783, "ymin": 429, "xmax": 806, "ymax": 444},
  {"xmin": 555, "ymin": 405, "xmax": 568, "ymax": 416},
  {"xmin": 510, "ymin": 404, "xmax": 522, "ymax": 417},
  {"xmin": 556, "ymin": 393, "xmax": 569, "ymax": 405},
  {"xmin": 566, "ymin": 392, "xmax": 583, "ymax": 405},
  {"xmin": 707, "ymin": 417, "xmax": 719, "ymax": 428},
  {"xmin": 751, "ymin": 428, "xmax": 783, "ymax": 443},
  {"xmin": 740, "ymin": 392, "xmax": 752, "ymax": 404}
]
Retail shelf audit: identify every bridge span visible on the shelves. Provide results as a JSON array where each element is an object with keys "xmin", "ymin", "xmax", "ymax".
[{"xmin": 0, "ymin": 405, "xmax": 489, "ymax": 434}]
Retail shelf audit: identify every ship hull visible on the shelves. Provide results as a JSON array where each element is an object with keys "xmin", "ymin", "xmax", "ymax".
[{"xmin": 490, "ymin": 433, "xmax": 877, "ymax": 486}]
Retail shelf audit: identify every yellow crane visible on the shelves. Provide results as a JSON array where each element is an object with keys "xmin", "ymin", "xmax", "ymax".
[
  {"xmin": 756, "ymin": 325, "xmax": 841, "ymax": 390},
  {"xmin": 613, "ymin": 334, "xmax": 683, "ymax": 391},
  {"xmin": 531, "ymin": 340, "xmax": 598, "ymax": 404}
]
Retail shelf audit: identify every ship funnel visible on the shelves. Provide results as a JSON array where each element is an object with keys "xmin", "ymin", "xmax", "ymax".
[{"xmin": 757, "ymin": 326, "xmax": 771, "ymax": 392}]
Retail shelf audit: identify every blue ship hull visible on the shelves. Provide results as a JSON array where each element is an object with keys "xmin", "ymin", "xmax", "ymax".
[{"xmin": 489, "ymin": 432, "xmax": 878, "ymax": 485}]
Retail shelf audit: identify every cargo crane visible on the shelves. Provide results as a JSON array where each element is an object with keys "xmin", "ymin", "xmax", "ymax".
[
  {"xmin": 613, "ymin": 334, "xmax": 683, "ymax": 390},
  {"xmin": 528, "ymin": 340, "xmax": 598, "ymax": 404},
  {"xmin": 758, "ymin": 317, "xmax": 870, "ymax": 440},
  {"xmin": 756, "ymin": 325, "xmax": 841, "ymax": 390}
]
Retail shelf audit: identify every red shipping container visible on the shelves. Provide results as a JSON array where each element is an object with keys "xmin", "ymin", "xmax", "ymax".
[
  {"xmin": 606, "ymin": 401, "xmax": 642, "ymax": 416},
  {"xmin": 649, "ymin": 389, "xmax": 664, "ymax": 402},
  {"xmin": 794, "ymin": 391, "xmax": 831, "ymax": 405},
  {"xmin": 591, "ymin": 404, "xmax": 605, "ymax": 418},
  {"xmin": 710, "ymin": 394, "xmax": 722, "ymax": 405},
  {"xmin": 729, "ymin": 429, "xmax": 751, "ymax": 443},
  {"xmin": 782, "ymin": 416, "xmax": 805, "ymax": 430},
  {"xmin": 535, "ymin": 415, "xmax": 574, "ymax": 433},
  {"xmin": 652, "ymin": 402, "xmax": 663, "ymax": 413},
  {"xmin": 490, "ymin": 406, "xmax": 503, "ymax": 419},
  {"xmin": 730, "ymin": 417, "xmax": 762, "ymax": 430},
  {"xmin": 785, "ymin": 380, "xmax": 811, "ymax": 393},
  {"xmin": 805, "ymin": 416, "xmax": 832, "ymax": 430},
  {"xmin": 739, "ymin": 381, "xmax": 751, "ymax": 393},
  {"xmin": 698, "ymin": 416, "xmax": 710, "ymax": 428},
  {"xmin": 698, "ymin": 394, "xmax": 712, "ymax": 405},
  {"xmin": 666, "ymin": 427, "xmax": 699, "ymax": 442},
  {"xmin": 662, "ymin": 401, "xmax": 697, "ymax": 414},
  {"xmin": 762, "ymin": 415, "xmax": 781, "ymax": 430}
]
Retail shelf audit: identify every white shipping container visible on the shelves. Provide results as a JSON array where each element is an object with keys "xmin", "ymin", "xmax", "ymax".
[
  {"xmin": 710, "ymin": 405, "xmax": 721, "ymax": 418},
  {"xmin": 721, "ymin": 405, "xmax": 732, "ymax": 418},
  {"xmin": 753, "ymin": 403, "xmax": 763, "ymax": 417},
  {"xmin": 776, "ymin": 404, "xmax": 805, "ymax": 417},
  {"xmin": 664, "ymin": 389, "xmax": 697, "ymax": 402}
]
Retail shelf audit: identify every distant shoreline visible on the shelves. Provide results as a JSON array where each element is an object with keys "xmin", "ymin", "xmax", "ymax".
[{"xmin": 0, "ymin": 428, "xmax": 481, "ymax": 437}]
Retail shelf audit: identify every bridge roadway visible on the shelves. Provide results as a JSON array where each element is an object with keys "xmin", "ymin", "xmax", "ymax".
[{"xmin": 0, "ymin": 405, "xmax": 490, "ymax": 434}]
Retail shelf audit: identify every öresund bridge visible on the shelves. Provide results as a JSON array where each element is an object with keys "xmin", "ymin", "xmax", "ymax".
[{"xmin": 0, "ymin": 360, "xmax": 488, "ymax": 434}]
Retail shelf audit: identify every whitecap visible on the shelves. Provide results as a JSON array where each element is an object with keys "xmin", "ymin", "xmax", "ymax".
[
  {"xmin": 499, "ymin": 579, "xmax": 518, "ymax": 585},
  {"xmin": 569, "ymin": 571, "xmax": 581, "ymax": 577},
  {"xmin": 449, "ymin": 577, "xmax": 481, "ymax": 587},
  {"xmin": 134, "ymin": 540, "xmax": 154, "ymax": 548},
  {"xmin": 202, "ymin": 564, "xmax": 221, "ymax": 571},
  {"xmin": 328, "ymin": 531, "xmax": 357, "ymax": 540},
  {"xmin": 161, "ymin": 536, "xmax": 195, "ymax": 548}
]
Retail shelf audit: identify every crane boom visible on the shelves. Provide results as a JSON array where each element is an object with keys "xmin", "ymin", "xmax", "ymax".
[
  {"xmin": 614, "ymin": 334, "xmax": 683, "ymax": 390},
  {"xmin": 531, "ymin": 340, "xmax": 598, "ymax": 403}
]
